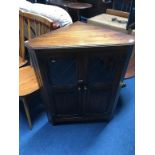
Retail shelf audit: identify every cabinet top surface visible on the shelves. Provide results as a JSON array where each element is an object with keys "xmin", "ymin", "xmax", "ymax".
[{"xmin": 26, "ymin": 22, "xmax": 135, "ymax": 49}]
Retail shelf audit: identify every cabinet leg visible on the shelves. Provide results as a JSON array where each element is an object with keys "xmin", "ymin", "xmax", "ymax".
[{"xmin": 22, "ymin": 97, "xmax": 32, "ymax": 130}]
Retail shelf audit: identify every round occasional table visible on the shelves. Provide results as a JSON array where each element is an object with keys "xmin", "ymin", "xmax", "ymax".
[{"xmin": 67, "ymin": 2, "xmax": 92, "ymax": 21}]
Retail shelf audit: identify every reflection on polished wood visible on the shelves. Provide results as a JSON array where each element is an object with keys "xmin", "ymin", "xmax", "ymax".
[{"xmin": 26, "ymin": 21, "xmax": 134, "ymax": 49}]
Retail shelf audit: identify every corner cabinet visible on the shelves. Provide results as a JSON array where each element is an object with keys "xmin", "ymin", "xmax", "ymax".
[
  {"xmin": 29, "ymin": 45, "xmax": 132, "ymax": 124},
  {"xmin": 27, "ymin": 22, "xmax": 134, "ymax": 124}
]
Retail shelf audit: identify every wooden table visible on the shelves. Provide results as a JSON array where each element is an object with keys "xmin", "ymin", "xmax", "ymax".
[
  {"xmin": 67, "ymin": 2, "xmax": 92, "ymax": 20},
  {"xmin": 46, "ymin": 0, "xmax": 71, "ymax": 8},
  {"xmin": 47, "ymin": 0, "xmax": 92, "ymax": 21},
  {"xmin": 26, "ymin": 22, "xmax": 134, "ymax": 124}
]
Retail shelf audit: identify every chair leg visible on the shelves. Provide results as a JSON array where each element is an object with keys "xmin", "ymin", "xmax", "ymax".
[{"xmin": 22, "ymin": 97, "xmax": 32, "ymax": 130}]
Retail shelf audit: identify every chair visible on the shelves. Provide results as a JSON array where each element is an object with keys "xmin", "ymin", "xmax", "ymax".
[
  {"xmin": 19, "ymin": 9, "xmax": 60, "ymax": 129},
  {"xmin": 19, "ymin": 9, "xmax": 59, "ymax": 67},
  {"xmin": 88, "ymin": 0, "xmax": 135, "ymax": 79}
]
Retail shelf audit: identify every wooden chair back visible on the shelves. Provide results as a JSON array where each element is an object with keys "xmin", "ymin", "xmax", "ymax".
[
  {"xmin": 19, "ymin": 10, "xmax": 56, "ymax": 60},
  {"xmin": 105, "ymin": 0, "xmax": 133, "ymax": 18},
  {"xmin": 106, "ymin": 8, "xmax": 129, "ymax": 18}
]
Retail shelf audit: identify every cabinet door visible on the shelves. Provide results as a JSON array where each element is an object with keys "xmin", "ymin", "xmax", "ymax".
[
  {"xmin": 84, "ymin": 51, "xmax": 127, "ymax": 116},
  {"xmin": 47, "ymin": 57, "xmax": 80, "ymax": 117},
  {"xmin": 37, "ymin": 54, "xmax": 81, "ymax": 118}
]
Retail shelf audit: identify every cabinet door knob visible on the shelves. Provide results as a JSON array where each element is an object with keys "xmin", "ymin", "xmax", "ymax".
[
  {"xmin": 78, "ymin": 87, "xmax": 81, "ymax": 90},
  {"xmin": 84, "ymin": 86, "xmax": 87, "ymax": 90},
  {"xmin": 78, "ymin": 79, "xmax": 83, "ymax": 83},
  {"xmin": 51, "ymin": 60, "xmax": 56, "ymax": 63}
]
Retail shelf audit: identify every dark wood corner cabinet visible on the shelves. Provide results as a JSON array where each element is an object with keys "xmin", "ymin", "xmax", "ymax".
[{"xmin": 26, "ymin": 22, "xmax": 134, "ymax": 125}]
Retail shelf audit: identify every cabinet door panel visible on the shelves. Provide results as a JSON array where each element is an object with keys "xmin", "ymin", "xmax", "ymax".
[
  {"xmin": 87, "ymin": 56, "xmax": 117, "ymax": 84},
  {"xmin": 53, "ymin": 89, "xmax": 80, "ymax": 116},
  {"xmin": 85, "ymin": 87, "xmax": 111, "ymax": 114},
  {"xmin": 85, "ymin": 53, "xmax": 125, "ymax": 115},
  {"xmin": 46, "ymin": 56, "xmax": 80, "ymax": 117},
  {"xmin": 47, "ymin": 58, "xmax": 77, "ymax": 86}
]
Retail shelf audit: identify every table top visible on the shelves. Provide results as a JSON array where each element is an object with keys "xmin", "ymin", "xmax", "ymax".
[
  {"xmin": 67, "ymin": 2, "xmax": 92, "ymax": 10},
  {"xmin": 47, "ymin": 0, "xmax": 71, "ymax": 7},
  {"xmin": 88, "ymin": 14, "xmax": 128, "ymax": 33},
  {"xmin": 26, "ymin": 21, "xmax": 135, "ymax": 49},
  {"xmin": 47, "ymin": 0, "xmax": 92, "ymax": 9}
]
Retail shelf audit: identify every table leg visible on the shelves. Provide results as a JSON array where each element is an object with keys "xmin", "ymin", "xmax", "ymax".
[{"xmin": 77, "ymin": 10, "xmax": 80, "ymax": 21}]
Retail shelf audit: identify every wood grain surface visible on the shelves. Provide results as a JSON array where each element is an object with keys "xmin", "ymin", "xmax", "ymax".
[
  {"xmin": 19, "ymin": 66, "xmax": 39, "ymax": 96},
  {"xmin": 19, "ymin": 56, "xmax": 28, "ymax": 68},
  {"xmin": 106, "ymin": 9, "xmax": 129, "ymax": 18},
  {"xmin": 26, "ymin": 21, "xmax": 134, "ymax": 49}
]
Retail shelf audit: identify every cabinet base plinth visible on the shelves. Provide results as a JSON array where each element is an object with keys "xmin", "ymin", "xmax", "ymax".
[{"xmin": 50, "ymin": 114, "xmax": 112, "ymax": 125}]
